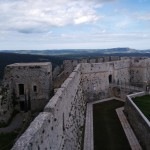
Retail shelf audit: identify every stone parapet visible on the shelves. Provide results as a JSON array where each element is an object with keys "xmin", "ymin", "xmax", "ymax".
[{"xmin": 124, "ymin": 92, "xmax": 150, "ymax": 150}]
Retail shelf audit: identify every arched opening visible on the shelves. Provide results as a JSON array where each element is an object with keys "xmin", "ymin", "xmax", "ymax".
[{"xmin": 109, "ymin": 75, "xmax": 112, "ymax": 84}]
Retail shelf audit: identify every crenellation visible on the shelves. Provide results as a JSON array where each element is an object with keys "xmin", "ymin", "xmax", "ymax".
[
  {"xmin": 97, "ymin": 57, "xmax": 104, "ymax": 62},
  {"xmin": 63, "ymin": 56, "xmax": 121, "ymax": 75},
  {"xmin": 81, "ymin": 63, "xmax": 109, "ymax": 73},
  {"xmin": 103, "ymin": 56, "xmax": 110, "ymax": 62},
  {"xmin": 89, "ymin": 58, "xmax": 96, "ymax": 63},
  {"xmin": 110, "ymin": 56, "xmax": 120, "ymax": 61},
  {"xmin": 79, "ymin": 59, "xmax": 88, "ymax": 63}
]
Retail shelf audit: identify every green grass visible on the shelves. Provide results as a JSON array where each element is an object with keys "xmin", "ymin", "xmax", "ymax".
[
  {"xmin": 0, "ymin": 132, "xmax": 18, "ymax": 150},
  {"xmin": 93, "ymin": 100, "xmax": 131, "ymax": 150},
  {"xmin": 133, "ymin": 95, "xmax": 150, "ymax": 121}
]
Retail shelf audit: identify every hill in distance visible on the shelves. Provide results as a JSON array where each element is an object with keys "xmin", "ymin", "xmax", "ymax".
[
  {"xmin": 1, "ymin": 47, "xmax": 150, "ymax": 56},
  {"xmin": 1, "ymin": 47, "xmax": 150, "ymax": 82}
]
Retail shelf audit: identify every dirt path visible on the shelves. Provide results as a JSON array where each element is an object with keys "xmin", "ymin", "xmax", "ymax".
[{"xmin": 0, "ymin": 113, "xmax": 24, "ymax": 133}]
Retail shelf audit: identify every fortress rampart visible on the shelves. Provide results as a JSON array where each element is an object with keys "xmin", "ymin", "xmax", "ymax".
[
  {"xmin": 63, "ymin": 56, "xmax": 120, "ymax": 74},
  {"xmin": 12, "ymin": 64, "xmax": 86, "ymax": 150},
  {"xmin": 81, "ymin": 59, "xmax": 131, "ymax": 101},
  {"xmin": 125, "ymin": 92, "xmax": 150, "ymax": 149},
  {"xmin": 130, "ymin": 58, "xmax": 150, "ymax": 84},
  {"xmin": 3, "ymin": 57, "xmax": 150, "ymax": 150}
]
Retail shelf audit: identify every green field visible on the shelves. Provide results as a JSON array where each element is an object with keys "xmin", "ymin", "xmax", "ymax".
[
  {"xmin": 93, "ymin": 100, "xmax": 131, "ymax": 150},
  {"xmin": 133, "ymin": 95, "xmax": 150, "ymax": 121}
]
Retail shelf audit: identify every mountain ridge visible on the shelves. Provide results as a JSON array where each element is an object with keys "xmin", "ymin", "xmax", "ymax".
[{"xmin": 1, "ymin": 47, "xmax": 150, "ymax": 56}]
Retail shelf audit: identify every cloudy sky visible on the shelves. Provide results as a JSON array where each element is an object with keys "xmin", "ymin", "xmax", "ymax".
[{"xmin": 0, "ymin": 0, "xmax": 150, "ymax": 50}]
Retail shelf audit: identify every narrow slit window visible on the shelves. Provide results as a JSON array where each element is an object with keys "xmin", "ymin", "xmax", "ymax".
[
  {"xmin": 63, "ymin": 113, "xmax": 65, "ymax": 131},
  {"xmin": 33, "ymin": 85, "xmax": 37, "ymax": 92},
  {"xmin": 19, "ymin": 84, "xmax": 24, "ymax": 95},
  {"xmin": 109, "ymin": 75, "xmax": 112, "ymax": 84}
]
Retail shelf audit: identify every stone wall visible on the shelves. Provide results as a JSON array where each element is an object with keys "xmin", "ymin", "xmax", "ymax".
[
  {"xmin": 11, "ymin": 57, "xmax": 150, "ymax": 149},
  {"xmin": 3, "ymin": 62, "xmax": 52, "ymax": 111},
  {"xmin": 113, "ymin": 60, "xmax": 130, "ymax": 84},
  {"xmin": 0, "ymin": 85, "xmax": 13, "ymax": 123},
  {"xmin": 130, "ymin": 58, "xmax": 150, "ymax": 85},
  {"xmin": 124, "ymin": 92, "xmax": 150, "ymax": 150},
  {"xmin": 81, "ymin": 63, "xmax": 110, "ymax": 102},
  {"xmin": 63, "ymin": 56, "xmax": 120, "ymax": 74},
  {"xmin": 12, "ymin": 64, "xmax": 86, "ymax": 150},
  {"xmin": 81, "ymin": 60, "xmax": 130, "ymax": 102},
  {"xmin": 52, "ymin": 65, "xmax": 61, "ymax": 79}
]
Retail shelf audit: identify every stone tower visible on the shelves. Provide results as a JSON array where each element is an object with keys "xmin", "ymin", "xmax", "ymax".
[{"xmin": 3, "ymin": 62, "xmax": 53, "ymax": 112}]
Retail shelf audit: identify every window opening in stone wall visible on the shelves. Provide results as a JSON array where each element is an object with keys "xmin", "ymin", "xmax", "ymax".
[
  {"xmin": 33, "ymin": 85, "xmax": 37, "ymax": 92},
  {"xmin": 19, "ymin": 84, "xmax": 24, "ymax": 95},
  {"xmin": 109, "ymin": 75, "xmax": 112, "ymax": 84},
  {"xmin": 63, "ymin": 113, "xmax": 65, "ymax": 131}
]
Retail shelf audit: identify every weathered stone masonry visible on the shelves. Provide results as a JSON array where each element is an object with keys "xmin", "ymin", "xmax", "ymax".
[
  {"xmin": 12, "ymin": 64, "xmax": 86, "ymax": 150},
  {"xmin": 81, "ymin": 60, "xmax": 130, "ymax": 101},
  {"xmin": 4, "ymin": 62, "xmax": 53, "ymax": 111},
  {"xmin": 0, "ymin": 62, "xmax": 52, "ymax": 124},
  {"xmin": 130, "ymin": 58, "xmax": 150, "ymax": 85},
  {"xmin": 125, "ymin": 92, "xmax": 150, "ymax": 150},
  {"xmin": 10, "ymin": 57, "xmax": 150, "ymax": 149},
  {"xmin": 63, "ymin": 56, "xmax": 120, "ymax": 74},
  {"xmin": 11, "ymin": 59, "xmax": 132, "ymax": 150}
]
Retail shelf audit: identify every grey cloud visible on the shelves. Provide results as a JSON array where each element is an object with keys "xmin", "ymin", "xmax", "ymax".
[
  {"xmin": 17, "ymin": 28, "xmax": 48, "ymax": 34},
  {"xmin": 86, "ymin": 0, "xmax": 116, "ymax": 3},
  {"xmin": 0, "ymin": 0, "xmax": 100, "ymax": 33}
]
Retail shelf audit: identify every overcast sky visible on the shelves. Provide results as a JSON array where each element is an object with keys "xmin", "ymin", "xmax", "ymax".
[{"xmin": 0, "ymin": 0, "xmax": 150, "ymax": 50}]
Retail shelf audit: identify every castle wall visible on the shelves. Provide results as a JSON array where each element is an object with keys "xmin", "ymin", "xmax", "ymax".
[
  {"xmin": 11, "ymin": 57, "xmax": 150, "ymax": 149},
  {"xmin": 0, "ymin": 85, "xmax": 13, "ymax": 124},
  {"xmin": 112, "ymin": 60, "xmax": 131, "ymax": 99},
  {"xmin": 145, "ymin": 59, "xmax": 150, "ymax": 84},
  {"xmin": 81, "ymin": 63, "xmax": 110, "ymax": 102},
  {"xmin": 130, "ymin": 58, "xmax": 150, "ymax": 85},
  {"xmin": 3, "ymin": 62, "xmax": 52, "ymax": 111},
  {"xmin": 52, "ymin": 65, "xmax": 61, "ymax": 79},
  {"xmin": 81, "ymin": 60, "xmax": 130, "ymax": 102},
  {"xmin": 97, "ymin": 57, "xmax": 104, "ymax": 62},
  {"xmin": 12, "ymin": 64, "xmax": 86, "ymax": 150},
  {"xmin": 63, "ymin": 60, "xmax": 78, "ymax": 74},
  {"xmin": 63, "ymin": 56, "xmax": 120, "ymax": 75},
  {"xmin": 113, "ymin": 60, "xmax": 130, "ymax": 84},
  {"xmin": 124, "ymin": 92, "xmax": 150, "ymax": 150}
]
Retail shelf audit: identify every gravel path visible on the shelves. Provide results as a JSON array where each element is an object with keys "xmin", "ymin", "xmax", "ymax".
[{"xmin": 0, "ymin": 113, "xmax": 24, "ymax": 133}]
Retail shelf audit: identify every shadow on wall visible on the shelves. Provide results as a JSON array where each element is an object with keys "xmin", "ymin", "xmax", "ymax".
[{"xmin": 112, "ymin": 87, "xmax": 121, "ymax": 97}]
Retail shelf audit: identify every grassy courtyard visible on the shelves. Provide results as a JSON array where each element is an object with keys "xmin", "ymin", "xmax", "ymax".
[
  {"xmin": 93, "ymin": 100, "xmax": 131, "ymax": 150},
  {"xmin": 133, "ymin": 95, "xmax": 150, "ymax": 121}
]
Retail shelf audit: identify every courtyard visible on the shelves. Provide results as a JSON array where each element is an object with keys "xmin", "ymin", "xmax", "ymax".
[
  {"xmin": 93, "ymin": 100, "xmax": 131, "ymax": 150},
  {"xmin": 133, "ymin": 95, "xmax": 150, "ymax": 121}
]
